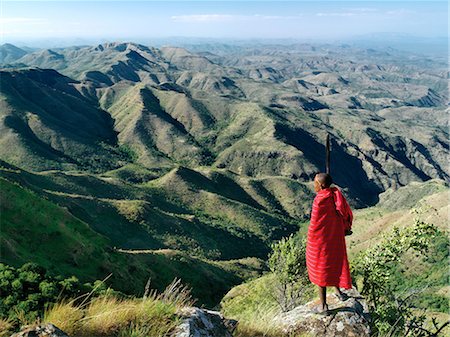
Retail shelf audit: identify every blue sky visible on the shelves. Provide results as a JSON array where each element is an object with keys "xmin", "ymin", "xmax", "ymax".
[{"xmin": 1, "ymin": 1, "xmax": 447, "ymax": 43}]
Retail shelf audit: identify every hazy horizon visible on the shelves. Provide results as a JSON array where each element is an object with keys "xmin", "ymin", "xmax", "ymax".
[{"xmin": 1, "ymin": 1, "xmax": 447, "ymax": 49}]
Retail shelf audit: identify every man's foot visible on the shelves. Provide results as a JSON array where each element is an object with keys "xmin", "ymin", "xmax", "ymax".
[
  {"xmin": 312, "ymin": 304, "xmax": 330, "ymax": 315},
  {"xmin": 334, "ymin": 292, "xmax": 349, "ymax": 301}
]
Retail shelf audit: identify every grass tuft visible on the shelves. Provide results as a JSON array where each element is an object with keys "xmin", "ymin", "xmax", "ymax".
[
  {"xmin": 42, "ymin": 279, "xmax": 192, "ymax": 337},
  {"xmin": 0, "ymin": 318, "xmax": 14, "ymax": 337},
  {"xmin": 157, "ymin": 278, "xmax": 195, "ymax": 308},
  {"xmin": 44, "ymin": 301, "xmax": 84, "ymax": 335}
]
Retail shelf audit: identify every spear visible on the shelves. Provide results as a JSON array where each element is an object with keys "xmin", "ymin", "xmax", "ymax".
[{"xmin": 326, "ymin": 133, "xmax": 330, "ymax": 174}]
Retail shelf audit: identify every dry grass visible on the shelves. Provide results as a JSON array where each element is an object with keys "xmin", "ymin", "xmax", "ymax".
[
  {"xmin": 348, "ymin": 188, "xmax": 448, "ymax": 257},
  {"xmin": 232, "ymin": 303, "xmax": 284, "ymax": 337},
  {"xmin": 43, "ymin": 279, "xmax": 193, "ymax": 337},
  {"xmin": 221, "ymin": 274, "xmax": 289, "ymax": 337},
  {"xmin": 44, "ymin": 302, "xmax": 84, "ymax": 335},
  {"xmin": 0, "ymin": 318, "xmax": 14, "ymax": 337}
]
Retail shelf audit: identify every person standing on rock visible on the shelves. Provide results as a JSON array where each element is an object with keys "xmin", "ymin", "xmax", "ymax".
[{"xmin": 306, "ymin": 172, "xmax": 353, "ymax": 314}]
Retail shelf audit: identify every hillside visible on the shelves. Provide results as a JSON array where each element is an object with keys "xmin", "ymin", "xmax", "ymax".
[
  {"xmin": 0, "ymin": 157, "xmax": 308, "ymax": 305},
  {"xmin": 0, "ymin": 173, "xmax": 266, "ymax": 306},
  {"xmin": 348, "ymin": 179, "xmax": 449, "ymax": 255},
  {"xmin": 0, "ymin": 43, "xmax": 28, "ymax": 64},
  {"xmin": 1, "ymin": 42, "xmax": 447, "ymax": 206}
]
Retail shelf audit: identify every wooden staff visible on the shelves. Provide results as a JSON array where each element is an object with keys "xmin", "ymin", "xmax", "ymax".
[{"xmin": 326, "ymin": 133, "xmax": 330, "ymax": 174}]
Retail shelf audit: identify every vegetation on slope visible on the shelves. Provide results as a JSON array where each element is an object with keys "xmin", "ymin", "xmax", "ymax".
[
  {"xmin": 0, "ymin": 160, "xmax": 301, "ymax": 259},
  {"xmin": 220, "ymin": 231, "xmax": 315, "ymax": 337},
  {"xmin": 0, "ymin": 263, "xmax": 115, "ymax": 327},
  {"xmin": 0, "ymin": 263, "xmax": 192, "ymax": 337},
  {"xmin": 1, "ymin": 43, "xmax": 448, "ymax": 207},
  {"xmin": 0, "ymin": 174, "xmax": 268, "ymax": 307}
]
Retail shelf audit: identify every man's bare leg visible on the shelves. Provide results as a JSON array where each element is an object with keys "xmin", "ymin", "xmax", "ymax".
[{"xmin": 318, "ymin": 286, "xmax": 328, "ymax": 310}]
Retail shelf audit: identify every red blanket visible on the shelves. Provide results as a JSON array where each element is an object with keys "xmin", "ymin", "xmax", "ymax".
[{"xmin": 306, "ymin": 187, "xmax": 352, "ymax": 288}]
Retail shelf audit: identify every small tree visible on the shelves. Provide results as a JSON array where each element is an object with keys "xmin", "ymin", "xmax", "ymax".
[
  {"xmin": 268, "ymin": 234, "xmax": 308, "ymax": 311},
  {"xmin": 352, "ymin": 216, "xmax": 448, "ymax": 336}
]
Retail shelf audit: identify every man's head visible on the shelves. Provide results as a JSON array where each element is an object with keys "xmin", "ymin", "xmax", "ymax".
[{"xmin": 314, "ymin": 173, "xmax": 333, "ymax": 192}]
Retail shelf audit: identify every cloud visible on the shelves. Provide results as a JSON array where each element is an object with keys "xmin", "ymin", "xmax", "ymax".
[
  {"xmin": 316, "ymin": 8, "xmax": 381, "ymax": 17},
  {"xmin": 171, "ymin": 14, "xmax": 236, "ymax": 22},
  {"xmin": 386, "ymin": 9, "xmax": 415, "ymax": 16},
  {"xmin": 170, "ymin": 14, "xmax": 302, "ymax": 23},
  {"xmin": 316, "ymin": 12, "xmax": 356, "ymax": 17},
  {"xmin": 315, "ymin": 8, "xmax": 415, "ymax": 19},
  {"xmin": 0, "ymin": 17, "xmax": 47, "ymax": 24},
  {"xmin": 347, "ymin": 8, "xmax": 379, "ymax": 13}
]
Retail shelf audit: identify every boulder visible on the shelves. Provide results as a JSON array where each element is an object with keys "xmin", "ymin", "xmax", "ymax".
[
  {"xmin": 274, "ymin": 287, "xmax": 371, "ymax": 337},
  {"xmin": 173, "ymin": 307, "xmax": 238, "ymax": 337},
  {"xmin": 10, "ymin": 323, "xmax": 69, "ymax": 337}
]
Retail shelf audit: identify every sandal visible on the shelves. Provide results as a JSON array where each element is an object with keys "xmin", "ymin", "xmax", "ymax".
[
  {"xmin": 312, "ymin": 304, "xmax": 331, "ymax": 316},
  {"xmin": 335, "ymin": 292, "xmax": 349, "ymax": 301}
]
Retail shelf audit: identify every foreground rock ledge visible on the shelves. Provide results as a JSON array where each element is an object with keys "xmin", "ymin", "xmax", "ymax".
[
  {"xmin": 173, "ymin": 307, "xmax": 238, "ymax": 337},
  {"xmin": 274, "ymin": 287, "xmax": 371, "ymax": 337},
  {"xmin": 11, "ymin": 323, "xmax": 69, "ymax": 337},
  {"xmin": 10, "ymin": 308, "xmax": 237, "ymax": 337},
  {"xmin": 10, "ymin": 291, "xmax": 369, "ymax": 337}
]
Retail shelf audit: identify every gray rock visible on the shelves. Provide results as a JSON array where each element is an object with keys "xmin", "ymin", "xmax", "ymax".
[
  {"xmin": 10, "ymin": 323, "xmax": 70, "ymax": 337},
  {"xmin": 274, "ymin": 287, "xmax": 371, "ymax": 337},
  {"xmin": 172, "ymin": 307, "xmax": 237, "ymax": 337}
]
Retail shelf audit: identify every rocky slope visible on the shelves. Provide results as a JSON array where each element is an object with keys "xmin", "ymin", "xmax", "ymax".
[
  {"xmin": 1, "ymin": 42, "xmax": 447, "ymax": 205},
  {"xmin": 0, "ymin": 43, "xmax": 28, "ymax": 64}
]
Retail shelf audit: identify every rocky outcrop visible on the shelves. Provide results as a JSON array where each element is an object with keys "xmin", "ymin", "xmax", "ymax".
[
  {"xmin": 11, "ymin": 323, "xmax": 69, "ymax": 337},
  {"xmin": 274, "ymin": 288, "xmax": 371, "ymax": 337},
  {"xmin": 10, "ymin": 309, "xmax": 237, "ymax": 337},
  {"xmin": 172, "ymin": 307, "xmax": 238, "ymax": 337},
  {"xmin": 172, "ymin": 289, "xmax": 371, "ymax": 337},
  {"xmin": 10, "ymin": 295, "xmax": 370, "ymax": 337}
]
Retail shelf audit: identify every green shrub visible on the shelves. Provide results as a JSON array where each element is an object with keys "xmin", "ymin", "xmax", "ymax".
[
  {"xmin": 0, "ymin": 263, "xmax": 118, "ymax": 328},
  {"xmin": 352, "ymin": 218, "xmax": 447, "ymax": 336},
  {"xmin": 268, "ymin": 233, "xmax": 309, "ymax": 311}
]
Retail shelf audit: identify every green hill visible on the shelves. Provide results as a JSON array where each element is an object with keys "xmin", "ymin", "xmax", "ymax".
[
  {"xmin": 0, "ymin": 68, "xmax": 124, "ymax": 171},
  {"xmin": 0, "ymin": 161, "xmax": 301, "ymax": 259},
  {"xmin": 0, "ymin": 176, "xmax": 266, "ymax": 306},
  {"xmin": 0, "ymin": 159, "xmax": 307, "ymax": 305},
  {"xmin": 0, "ymin": 43, "xmax": 28, "ymax": 64},
  {"xmin": 3, "ymin": 42, "xmax": 448, "ymax": 207}
]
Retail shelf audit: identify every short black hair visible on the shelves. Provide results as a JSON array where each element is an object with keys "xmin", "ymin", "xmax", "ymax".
[{"xmin": 315, "ymin": 173, "xmax": 333, "ymax": 188}]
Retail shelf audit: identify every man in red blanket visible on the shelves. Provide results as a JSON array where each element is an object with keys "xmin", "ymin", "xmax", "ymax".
[{"xmin": 306, "ymin": 173, "xmax": 353, "ymax": 314}]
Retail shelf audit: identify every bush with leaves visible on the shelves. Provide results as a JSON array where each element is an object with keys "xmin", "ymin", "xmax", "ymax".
[
  {"xmin": 268, "ymin": 233, "xmax": 310, "ymax": 311},
  {"xmin": 0, "ymin": 263, "xmax": 117, "ymax": 328},
  {"xmin": 352, "ymin": 217, "xmax": 448, "ymax": 336}
]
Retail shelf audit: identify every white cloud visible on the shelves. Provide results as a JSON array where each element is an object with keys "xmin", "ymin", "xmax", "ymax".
[
  {"xmin": 171, "ymin": 14, "xmax": 236, "ymax": 22},
  {"xmin": 316, "ymin": 12, "xmax": 356, "ymax": 17},
  {"xmin": 347, "ymin": 8, "xmax": 378, "ymax": 13},
  {"xmin": 386, "ymin": 9, "xmax": 415, "ymax": 16},
  {"xmin": 316, "ymin": 8, "xmax": 382, "ymax": 17},
  {"xmin": 0, "ymin": 17, "xmax": 47, "ymax": 24},
  {"xmin": 253, "ymin": 14, "xmax": 303, "ymax": 20},
  {"xmin": 170, "ymin": 14, "xmax": 303, "ymax": 23}
]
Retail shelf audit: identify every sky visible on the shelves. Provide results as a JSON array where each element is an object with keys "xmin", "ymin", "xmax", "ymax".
[{"xmin": 1, "ymin": 1, "xmax": 448, "ymax": 45}]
